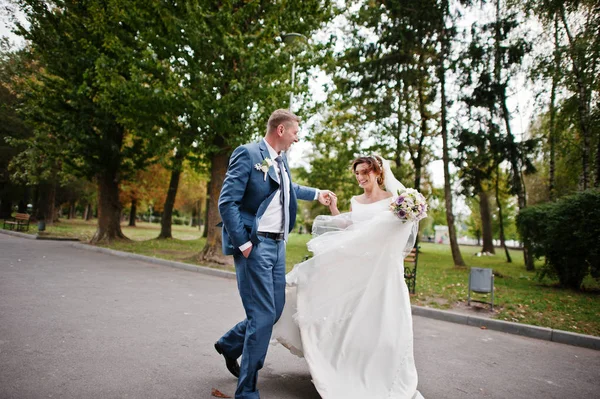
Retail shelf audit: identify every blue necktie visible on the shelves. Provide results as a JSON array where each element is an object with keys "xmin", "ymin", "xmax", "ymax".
[{"xmin": 275, "ymin": 156, "xmax": 290, "ymax": 241}]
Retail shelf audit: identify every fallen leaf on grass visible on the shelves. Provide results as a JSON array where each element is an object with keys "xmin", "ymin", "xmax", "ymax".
[{"xmin": 211, "ymin": 388, "xmax": 232, "ymax": 398}]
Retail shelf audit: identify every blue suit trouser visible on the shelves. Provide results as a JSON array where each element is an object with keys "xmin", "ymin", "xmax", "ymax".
[{"xmin": 216, "ymin": 238, "xmax": 286, "ymax": 399}]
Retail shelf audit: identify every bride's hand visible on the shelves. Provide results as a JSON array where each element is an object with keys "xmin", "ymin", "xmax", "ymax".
[
  {"xmin": 328, "ymin": 194, "xmax": 340, "ymax": 216},
  {"xmin": 318, "ymin": 190, "xmax": 334, "ymax": 206}
]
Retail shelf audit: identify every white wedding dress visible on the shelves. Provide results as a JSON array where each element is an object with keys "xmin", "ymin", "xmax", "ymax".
[{"xmin": 272, "ymin": 195, "xmax": 424, "ymax": 399}]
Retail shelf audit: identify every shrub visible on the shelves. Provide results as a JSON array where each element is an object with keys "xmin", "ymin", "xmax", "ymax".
[
  {"xmin": 517, "ymin": 190, "xmax": 600, "ymax": 290},
  {"xmin": 172, "ymin": 216, "xmax": 188, "ymax": 226}
]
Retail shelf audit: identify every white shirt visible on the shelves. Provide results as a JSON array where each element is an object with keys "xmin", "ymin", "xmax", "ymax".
[
  {"xmin": 239, "ymin": 139, "xmax": 319, "ymax": 251},
  {"xmin": 258, "ymin": 140, "xmax": 290, "ymax": 234}
]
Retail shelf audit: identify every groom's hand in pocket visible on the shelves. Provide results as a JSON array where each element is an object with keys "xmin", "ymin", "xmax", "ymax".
[{"xmin": 242, "ymin": 244, "xmax": 253, "ymax": 258}]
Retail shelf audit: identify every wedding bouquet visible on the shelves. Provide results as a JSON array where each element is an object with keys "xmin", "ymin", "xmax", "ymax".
[{"xmin": 390, "ymin": 188, "xmax": 428, "ymax": 223}]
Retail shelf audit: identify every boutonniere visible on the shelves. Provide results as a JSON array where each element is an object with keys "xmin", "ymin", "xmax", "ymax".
[{"xmin": 254, "ymin": 157, "xmax": 274, "ymax": 181}]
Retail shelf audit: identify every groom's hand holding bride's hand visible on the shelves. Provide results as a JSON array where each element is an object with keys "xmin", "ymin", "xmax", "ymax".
[
  {"xmin": 318, "ymin": 190, "xmax": 336, "ymax": 207},
  {"xmin": 318, "ymin": 190, "xmax": 341, "ymax": 216}
]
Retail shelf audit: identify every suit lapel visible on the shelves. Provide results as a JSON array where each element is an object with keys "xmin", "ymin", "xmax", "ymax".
[{"xmin": 258, "ymin": 140, "xmax": 279, "ymax": 184}]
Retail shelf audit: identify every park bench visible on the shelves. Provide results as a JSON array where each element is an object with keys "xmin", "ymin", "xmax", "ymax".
[
  {"xmin": 3, "ymin": 213, "xmax": 31, "ymax": 232},
  {"xmin": 404, "ymin": 246, "xmax": 419, "ymax": 294}
]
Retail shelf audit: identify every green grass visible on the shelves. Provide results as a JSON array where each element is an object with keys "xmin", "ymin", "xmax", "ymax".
[
  {"xmin": 5, "ymin": 218, "xmax": 599, "ymax": 336},
  {"xmin": 414, "ymin": 243, "xmax": 600, "ymax": 337}
]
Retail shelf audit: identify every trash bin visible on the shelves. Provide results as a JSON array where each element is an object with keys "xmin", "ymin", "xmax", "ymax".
[
  {"xmin": 38, "ymin": 220, "xmax": 46, "ymax": 232},
  {"xmin": 468, "ymin": 267, "xmax": 494, "ymax": 310}
]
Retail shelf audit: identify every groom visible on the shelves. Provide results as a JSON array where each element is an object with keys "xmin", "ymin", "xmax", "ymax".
[{"xmin": 215, "ymin": 109, "xmax": 334, "ymax": 399}]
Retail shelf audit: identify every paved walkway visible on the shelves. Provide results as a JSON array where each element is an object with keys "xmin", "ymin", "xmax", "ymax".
[{"xmin": 1, "ymin": 234, "xmax": 599, "ymax": 398}]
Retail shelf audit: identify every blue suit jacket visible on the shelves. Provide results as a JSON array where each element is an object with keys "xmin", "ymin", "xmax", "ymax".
[{"xmin": 218, "ymin": 140, "xmax": 317, "ymax": 255}]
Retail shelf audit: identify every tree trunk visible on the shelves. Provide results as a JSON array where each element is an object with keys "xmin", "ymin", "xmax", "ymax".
[
  {"xmin": 438, "ymin": 0, "xmax": 466, "ymax": 267},
  {"xmin": 18, "ymin": 199, "xmax": 27, "ymax": 213},
  {"xmin": 413, "ymin": 56, "xmax": 428, "ymax": 191},
  {"xmin": 31, "ymin": 185, "xmax": 39, "ymax": 221},
  {"xmin": 198, "ymin": 150, "xmax": 232, "ymax": 265},
  {"xmin": 84, "ymin": 203, "xmax": 93, "ymax": 221},
  {"xmin": 597, "ymin": 127, "xmax": 600, "ymax": 188},
  {"xmin": 68, "ymin": 201, "xmax": 76, "ymax": 219},
  {"xmin": 49, "ymin": 183, "xmax": 57, "ymax": 224},
  {"xmin": 0, "ymin": 199, "xmax": 12, "ymax": 219},
  {"xmin": 494, "ymin": 0, "xmax": 533, "ymax": 270},
  {"xmin": 415, "ymin": 89, "xmax": 425, "ymax": 190},
  {"xmin": 479, "ymin": 188, "xmax": 495, "ymax": 254},
  {"xmin": 38, "ymin": 182, "xmax": 57, "ymax": 226},
  {"xmin": 91, "ymin": 170, "xmax": 127, "ymax": 243},
  {"xmin": 394, "ymin": 81, "xmax": 403, "ymax": 173},
  {"xmin": 129, "ymin": 199, "xmax": 137, "ymax": 227},
  {"xmin": 191, "ymin": 200, "xmax": 198, "ymax": 227},
  {"xmin": 559, "ymin": 5, "xmax": 592, "ymax": 190},
  {"xmin": 158, "ymin": 152, "xmax": 184, "ymax": 239},
  {"xmin": 203, "ymin": 197, "xmax": 209, "ymax": 238},
  {"xmin": 495, "ymin": 168, "xmax": 511, "ymax": 262},
  {"xmin": 549, "ymin": 73, "xmax": 557, "ymax": 200},
  {"xmin": 500, "ymin": 95, "xmax": 534, "ymax": 269},
  {"xmin": 549, "ymin": 15, "xmax": 560, "ymax": 200}
]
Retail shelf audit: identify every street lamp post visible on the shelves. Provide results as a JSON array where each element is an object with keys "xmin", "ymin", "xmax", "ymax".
[
  {"xmin": 281, "ymin": 32, "xmax": 307, "ymax": 111},
  {"xmin": 289, "ymin": 60, "xmax": 296, "ymax": 111}
]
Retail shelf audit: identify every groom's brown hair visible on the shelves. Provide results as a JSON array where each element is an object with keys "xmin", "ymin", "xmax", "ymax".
[{"xmin": 267, "ymin": 109, "xmax": 300, "ymax": 133}]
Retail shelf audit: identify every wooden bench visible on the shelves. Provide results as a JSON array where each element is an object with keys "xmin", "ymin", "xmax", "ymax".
[
  {"xmin": 3, "ymin": 213, "xmax": 31, "ymax": 232},
  {"xmin": 404, "ymin": 246, "xmax": 419, "ymax": 294}
]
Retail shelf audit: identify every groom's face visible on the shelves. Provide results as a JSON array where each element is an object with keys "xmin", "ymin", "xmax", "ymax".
[{"xmin": 279, "ymin": 121, "xmax": 299, "ymax": 151}]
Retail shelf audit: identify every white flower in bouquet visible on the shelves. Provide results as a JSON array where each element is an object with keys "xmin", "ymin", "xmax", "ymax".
[{"xmin": 389, "ymin": 188, "xmax": 428, "ymax": 222}]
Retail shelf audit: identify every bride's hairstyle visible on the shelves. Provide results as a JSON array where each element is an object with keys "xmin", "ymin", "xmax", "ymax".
[{"xmin": 351, "ymin": 155, "xmax": 385, "ymax": 186}]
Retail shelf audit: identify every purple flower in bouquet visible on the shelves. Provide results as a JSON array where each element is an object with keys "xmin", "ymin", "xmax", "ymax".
[{"xmin": 389, "ymin": 188, "xmax": 428, "ymax": 223}]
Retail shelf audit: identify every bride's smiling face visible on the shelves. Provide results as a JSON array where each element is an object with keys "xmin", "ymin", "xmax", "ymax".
[{"xmin": 354, "ymin": 163, "xmax": 379, "ymax": 189}]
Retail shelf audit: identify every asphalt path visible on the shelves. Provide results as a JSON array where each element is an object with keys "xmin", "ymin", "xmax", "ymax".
[{"xmin": 1, "ymin": 234, "xmax": 598, "ymax": 398}]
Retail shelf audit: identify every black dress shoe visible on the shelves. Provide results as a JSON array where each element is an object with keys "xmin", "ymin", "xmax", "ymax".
[{"xmin": 214, "ymin": 342, "xmax": 240, "ymax": 378}]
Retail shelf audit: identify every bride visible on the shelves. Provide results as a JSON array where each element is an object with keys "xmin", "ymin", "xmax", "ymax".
[{"xmin": 272, "ymin": 155, "xmax": 424, "ymax": 399}]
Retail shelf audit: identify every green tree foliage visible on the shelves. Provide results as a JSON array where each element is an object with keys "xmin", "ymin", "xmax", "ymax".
[
  {"xmin": 517, "ymin": 189, "xmax": 600, "ymax": 290},
  {"xmin": 464, "ymin": 196, "xmax": 483, "ymax": 244},
  {"xmin": 455, "ymin": 124, "xmax": 498, "ymax": 253},
  {"xmin": 298, "ymin": 107, "xmax": 365, "ymax": 214},
  {"xmin": 420, "ymin": 186, "xmax": 447, "ymax": 238},
  {"xmin": 172, "ymin": 1, "xmax": 336, "ymax": 262},
  {"xmin": 327, "ymin": 0, "xmax": 441, "ymax": 190},
  {"xmin": 9, "ymin": 0, "xmax": 178, "ymax": 242},
  {"xmin": 0, "ymin": 47, "xmax": 65, "ymax": 222},
  {"xmin": 526, "ymin": 109, "xmax": 582, "ymax": 204},
  {"xmin": 522, "ymin": 0, "xmax": 600, "ymax": 190},
  {"xmin": 0, "ymin": 47, "xmax": 32, "ymax": 218},
  {"xmin": 457, "ymin": 0, "xmax": 538, "ymax": 268}
]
